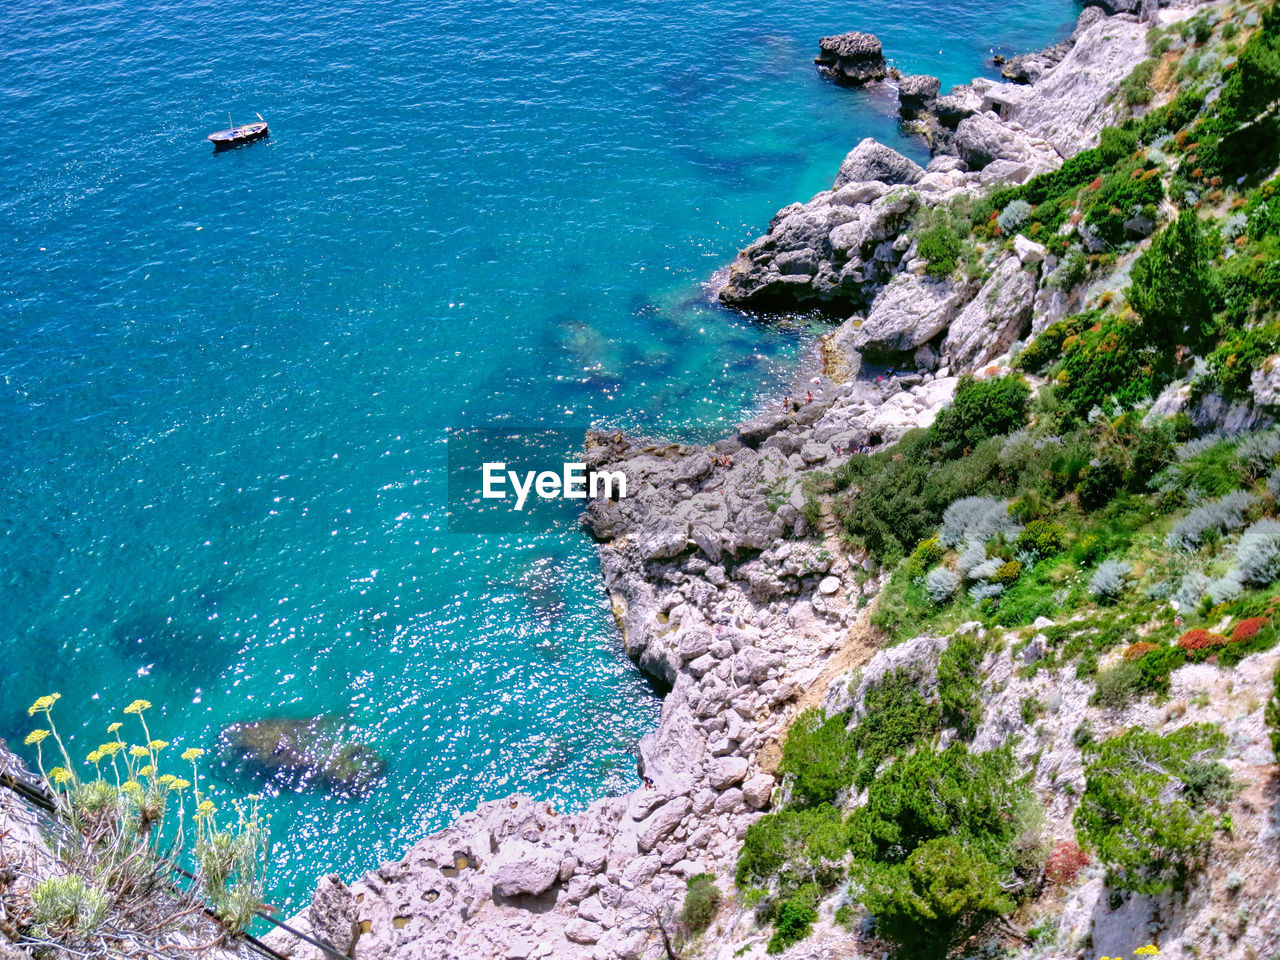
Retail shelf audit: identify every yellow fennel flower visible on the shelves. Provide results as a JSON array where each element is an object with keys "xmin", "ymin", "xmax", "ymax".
[
  {"xmin": 157, "ymin": 774, "xmax": 176, "ymax": 786},
  {"xmin": 138, "ymin": 764, "xmax": 156, "ymax": 778},
  {"xmin": 147, "ymin": 739, "xmax": 169, "ymax": 751},
  {"xmin": 123, "ymin": 699, "xmax": 151, "ymax": 715},
  {"xmin": 107, "ymin": 722, "xmax": 122, "ymax": 734},
  {"xmin": 49, "ymin": 767, "xmax": 72, "ymax": 785},
  {"xmin": 121, "ymin": 780, "xmax": 142, "ymax": 794},
  {"xmin": 86, "ymin": 749, "xmax": 104, "ymax": 765},
  {"xmin": 24, "ymin": 729, "xmax": 49, "ymax": 746},
  {"xmin": 195, "ymin": 800, "xmax": 217, "ymax": 818},
  {"xmin": 167, "ymin": 778, "xmax": 191, "ymax": 791},
  {"xmin": 181, "ymin": 747, "xmax": 204, "ymax": 762},
  {"xmin": 129, "ymin": 745, "xmax": 149, "ymax": 758},
  {"xmin": 27, "ymin": 694, "xmax": 61, "ymax": 716}
]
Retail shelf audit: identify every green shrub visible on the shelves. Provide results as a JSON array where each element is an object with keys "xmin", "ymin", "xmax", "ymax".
[
  {"xmin": 1134, "ymin": 90, "xmax": 1204, "ymax": 143},
  {"xmin": 767, "ymin": 891, "xmax": 819, "ymax": 954},
  {"xmin": 681, "ymin": 873, "xmax": 722, "ymax": 934},
  {"xmin": 918, "ymin": 223, "xmax": 963, "ymax": 278},
  {"xmin": 1202, "ymin": 324, "xmax": 1280, "ymax": 399},
  {"xmin": 1073, "ymin": 533, "xmax": 1106, "ymax": 566},
  {"xmin": 1016, "ymin": 520, "xmax": 1067, "ymax": 557},
  {"xmin": 1093, "ymin": 660, "xmax": 1143, "ymax": 708},
  {"xmin": 31, "ymin": 875, "xmax": 109, "ymax": 941},
  {"xmin": 1136, "ymin": 646, "xmax": 1186, "ymax": 693},
  {"xmin": 736, "ymin": 805, "xmax": 847, "ymax": 894},
  {"xmin": 831, "ymin": 430, "xmax": 1005, "ymax": 565},
  {"xmin": 1128, "ymin": 211, "xmax": 1216, "ymax": 350},
  {"xmin": 848, "ymin": 668, "xmax": 941, "ymax": 789},
  {"xmin": 1055, "ymin": 314, "xmax": 1157, "ymax": 418},
  {"xmin": 1077, "ymin": 458, "xmax": 1126, "ymax": 511},
  {"xmin": 937, "ymin": 633, "xmax": 988, "ymax": 738},
  {"xmin": 857, "ymin": 837, "xmax": 1014, "ymax": 960},
  {"xmin": 905, "ymin": 536, "xmax": 945, "ymax": 578},
  {"xmin": 1119, "ymin": 58, "xmax": 1157, "ymax": 106},
  {"xmin": 1020, "ymin": 695, "xmax": 1044, "ymax": 724},
  {"xmin": 778, "ymin": 709, "xmax": 854, "ymax": 807},
  {"xmin": 847, "ymin": 745, "xmax": 1041, "ymax": 957},
  {"xmin": 931, "ymin": 376, "xmax": 1031, "ymax": 455},
  {"xmin": 1075, "ymin": 724, "xmax": 1229, "ymax": 893},
  {"xmin": 1017, "ymin": 316, "xmax": 1085, "ymax": 373},
  {"xmin": 993, "ymin": 559, "xmax": 1022, "ymax": 587},
  {"xmin": 1214, "ymin": 243, "xmax": 1280, "ymax": 329},
  {"xmin": 22, "ymin": 695, "xmax": 270, "ymax": 946}
]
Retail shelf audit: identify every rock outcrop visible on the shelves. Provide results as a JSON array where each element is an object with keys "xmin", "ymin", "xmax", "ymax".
[
  {"xmin": 716, "ymin": 4, "xmax": 1149, "ymax": 383},
  {"xmin": 833, "ymin": 137, "xmax": 924, "ymax": 189},
  {"xmin": 814, "ymin": 32, "xmax": 887, "ymax": 85},
  {"xmin": 897, "ymin": 73, "xmax": 941, "ymax": 117}
]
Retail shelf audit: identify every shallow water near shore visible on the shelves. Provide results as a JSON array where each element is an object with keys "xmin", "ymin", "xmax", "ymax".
[{"xmin": 2, "ymin": 0, "xmax": 1079, "ymax": 908}]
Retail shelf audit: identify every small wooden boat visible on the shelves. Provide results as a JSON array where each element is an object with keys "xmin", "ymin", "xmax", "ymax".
[{"xmin": 208, "ymin": 113, "xmax": 269, "ymax": 149}]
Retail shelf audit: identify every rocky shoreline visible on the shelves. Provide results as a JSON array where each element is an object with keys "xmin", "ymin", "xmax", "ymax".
[
  {"xmin": 7, "ymin": 4, "xmax": 1262, "ymax": 959},
  {"xmin": 257, "ymin": 7, "xmax": 1200, "ymax": 960}
]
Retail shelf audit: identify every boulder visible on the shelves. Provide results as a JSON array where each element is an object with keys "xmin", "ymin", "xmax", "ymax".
[
  {"xmin": 637, "ymin": 797, "xmax": 691, "ymax": 853},
  {"xmin": 708, "ymin": 756, "xmax": 749, "ymax": 790},
  {"xmin": 1252, "ymin": 356, "xmax": 1280, "ymax": 408},
  {"xmin": 815, "ymin": 32, "xmax": 887, "ymax": 85},
  {"xmin": 1013, "ymin": 234, "xmax": 1047, "ymax": 265},
  {"xmin": 954, "ymin": 112, "xmax": 1027, "ymax": 170},
  {"xmin": 742, "ymin": 774, "xmax": 776, "ymax": 810},
  {"xmin": 898, "ymin": 74, "xmax": 941, "ymax": 116},
  {"xmin": 847, "ymin": 274, "xmax": 967, "ymax": 357},
  {"xmin": 308, "ymin": 875, "xmax": 359, "ymax": 956},
  {"xmin": 490, "ymin": 844, "xmax": 562, "ymax": 898},
  {"xmin": 834, "ymin": 138, "xmax": 925, "ymax": 189}
]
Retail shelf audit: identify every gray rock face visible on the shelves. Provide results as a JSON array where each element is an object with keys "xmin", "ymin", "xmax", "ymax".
[
  {"xmin": 941, "ymin": 255, "xmax": 1036, "ymax": 371},
  {"xmin": 834, "ymin": 138, "xmax": 925, "ymax": 189},
  {"xmin": 1000, "ymin": 7, "xmax": 1104, "ymax": 84},
  {"xmin": 954, "ymin": 111, "xmax": 1030, "ymax": 170},
  {"xmin": 815, "ymin": 32, "xmax": 887, "ymax": 85},
  {"xmin": 307, "ymin": 875, "xmax": 359, "ymax": 956},
  {"xmin": 848, "ymin": 274, "xmax": 968, "ymax": 357},
  {"xmin": 1252, "ymin": 356, "xmax": 1280, "ymax": 407}
]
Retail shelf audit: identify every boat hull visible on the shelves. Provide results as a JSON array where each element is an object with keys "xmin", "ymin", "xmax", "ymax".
[{"xmin": 208, "ymin": 122, "xmax": 269, "ymax": 149}]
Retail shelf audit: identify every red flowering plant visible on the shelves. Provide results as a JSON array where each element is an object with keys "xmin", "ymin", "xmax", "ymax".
[
  {"xmin": 1177, "ymin": 629, "xmax": 1229, "ymax": 663},
  {"xmin": 1045, "ymin": 841, "xmax": 1090, "ymax": 886}
]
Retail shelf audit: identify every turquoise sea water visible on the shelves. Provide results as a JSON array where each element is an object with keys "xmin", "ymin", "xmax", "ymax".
[{"xmin": 2, "ymin": 0, "xmax": 1079, "ymax": 908}]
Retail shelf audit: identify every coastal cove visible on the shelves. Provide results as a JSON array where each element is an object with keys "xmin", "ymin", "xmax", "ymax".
[{"xmin": 1, "ymin": 0, "xmax": 1083, "ymax": 913}]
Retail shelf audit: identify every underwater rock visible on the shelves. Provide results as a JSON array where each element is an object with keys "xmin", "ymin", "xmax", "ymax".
[{"xmin": 220, "ymin": 718, "xmax": 387, "ymax": 798}]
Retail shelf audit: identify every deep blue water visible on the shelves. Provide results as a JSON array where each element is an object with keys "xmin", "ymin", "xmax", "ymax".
[{"xmin": 1, "ymin": 0, "xmax": 1079, "ymax": 908}]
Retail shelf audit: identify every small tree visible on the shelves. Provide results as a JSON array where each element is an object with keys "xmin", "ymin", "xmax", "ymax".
[
  {"xmin": 1128, "ymin": 211, "xmax": 1215, "ymax": 350},
  {"xmin": 680, "ymin": 873, "xmax": 722, "ymax": 935},
  {"xmin": 1075, "ymin": 724, "xmax": 1229, "ymax": 894},
  {"xmin": 930, "ymin": 376, "xmax": 1031, "ymax": 455},
  {"xmin": 857, "ymin": 837, "xmax": 1013, "ymax": 960}
]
